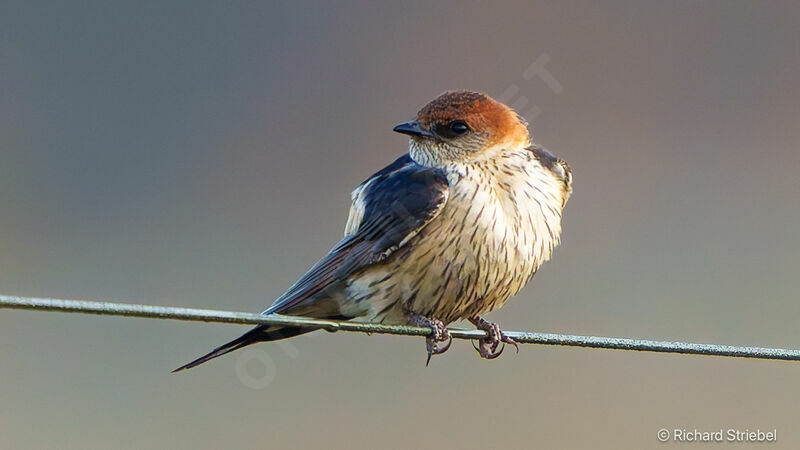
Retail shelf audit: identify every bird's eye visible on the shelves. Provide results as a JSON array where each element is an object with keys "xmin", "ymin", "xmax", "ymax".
[
  {"xmin": 449, "ymin": 120, "xmax": 470, "ymax": 135},
  {"xmin": 433, "ymin": 120, "xmax": 471, "ymax": 139}
]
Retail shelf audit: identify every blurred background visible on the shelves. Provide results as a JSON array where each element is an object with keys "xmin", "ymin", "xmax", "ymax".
[{"xmin": 2, "ymin": 1, "xmax": 799, "ymax": 448}]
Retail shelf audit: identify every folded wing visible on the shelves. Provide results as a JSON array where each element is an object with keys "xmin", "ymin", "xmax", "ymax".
[{"xmin": 264, "ymin": 154, "xmax": 450, "ymax": 315}]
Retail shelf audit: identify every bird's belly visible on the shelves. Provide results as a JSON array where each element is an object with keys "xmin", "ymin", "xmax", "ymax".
[
  {"xmin": 353, "ymin": 169, "xmax": 564, "ymax": 325},
  {"xmin": 407, "ymin": 193, "xmax": 541, "ymax": 321}
]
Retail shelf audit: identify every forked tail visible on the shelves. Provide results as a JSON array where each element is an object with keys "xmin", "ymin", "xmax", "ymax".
[{"xmin": 172, "ymin": 324, "xmax": 315, "ymax": 372}]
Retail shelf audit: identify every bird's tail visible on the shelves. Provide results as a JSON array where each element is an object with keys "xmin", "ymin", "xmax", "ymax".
[{"xmin": 172, "ymin": 324, "xmax": 315, "ymax": 373}]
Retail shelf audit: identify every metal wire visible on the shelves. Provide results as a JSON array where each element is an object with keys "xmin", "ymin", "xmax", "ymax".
[{"xmin": 2, "ymin": 294, "xmax": 800, "ymax": 361}]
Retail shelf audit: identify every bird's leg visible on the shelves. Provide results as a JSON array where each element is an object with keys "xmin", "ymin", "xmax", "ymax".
[
  {"xmin": 468, "ymin": 315, "xmax": 519, "ymax": 359},
  {"xmin": 409, "ymin": 314, "xmax": 452, "ymax": 366}
]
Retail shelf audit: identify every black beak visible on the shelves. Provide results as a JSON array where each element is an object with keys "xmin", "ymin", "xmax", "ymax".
[{"xmin": 393, "ymin": 120, "xmax": 432, "ymax": 137}]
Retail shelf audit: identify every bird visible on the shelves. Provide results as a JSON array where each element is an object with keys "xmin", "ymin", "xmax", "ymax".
[{"xmin": 173, "ymin": 90, "xmax": 572, "ymax": 371}]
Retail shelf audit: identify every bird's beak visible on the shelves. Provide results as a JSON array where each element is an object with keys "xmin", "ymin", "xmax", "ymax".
[{"xmin": 393, "ymin": 120, "xmax": 432, "ymax": 138}]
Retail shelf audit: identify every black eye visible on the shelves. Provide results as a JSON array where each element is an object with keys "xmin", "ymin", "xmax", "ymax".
[
  {"xmin": 449, "ymin": 120, "xmax": 469, "ymax": 135},
  {"xmin": 433, "ymin": 120, "xmax": 471, "ymax": 139}
]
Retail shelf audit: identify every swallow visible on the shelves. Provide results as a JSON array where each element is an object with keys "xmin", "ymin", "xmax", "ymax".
[{"xmin": 174, "ymin": 90, "xmax": 571, "ymax": 371}]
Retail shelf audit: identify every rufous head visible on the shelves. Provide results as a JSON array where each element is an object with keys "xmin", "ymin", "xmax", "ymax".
[{"xmin": 393, "ymin": 90, "xmax": 531, "ymax": 165}]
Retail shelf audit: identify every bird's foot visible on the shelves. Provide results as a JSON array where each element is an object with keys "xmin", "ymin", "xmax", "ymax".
[
  {"xmin": 469, "ymin": 316, "xmax": 519, "ymax": 359},
  {"xmin": 410, "ymin": 315, "xmax": 452, "ymax": 366}
]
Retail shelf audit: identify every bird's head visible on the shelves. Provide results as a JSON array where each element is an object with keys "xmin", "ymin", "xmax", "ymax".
[{"xmin": 394, "ymin": 90, "xmax": 531, "ymax": 166}]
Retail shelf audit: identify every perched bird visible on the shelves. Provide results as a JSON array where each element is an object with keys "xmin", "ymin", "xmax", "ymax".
[{"xmin": 174, "ymin": 90, "xmax": 571, "ymax": 371}]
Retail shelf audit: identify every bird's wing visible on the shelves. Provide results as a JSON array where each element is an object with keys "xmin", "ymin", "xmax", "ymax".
[
  {"xmin": 264, "ymin": 155, "xmax": 450, "ymax": 315},
  {"xmin": 530, "ymin": 146, "xmax": 572, "ymax": 204},
  {"xmin": 345, "ymin": 154, "xmax": 415, "ymax": 235}
]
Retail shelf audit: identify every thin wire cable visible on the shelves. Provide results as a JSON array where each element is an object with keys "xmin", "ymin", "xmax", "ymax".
[{"xmin": 2, "ymin": 294, "xmax": 800, "ymax": 361}]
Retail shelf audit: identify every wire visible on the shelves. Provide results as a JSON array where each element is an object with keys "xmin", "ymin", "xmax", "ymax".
[{"xmin": 2, "ymin": 294, "xmax": 799, "ymax": 361}]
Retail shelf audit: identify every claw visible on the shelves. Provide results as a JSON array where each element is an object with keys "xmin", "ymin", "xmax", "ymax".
[
  {"xmin": 469, "ymin": 315, "xmax": 518, "ymax": 360},
  {"xmin": 432, "ymin": 334, "xmax": 452, "ymax": 354},
  {"xmin": 411, "ymin": 314, "xmax": 452, "ymax": 365},
  {"xmin": 485, "ymin": 343, "xmax": 505, "ymax": 359},
  {"xmin": 507, "ymin": 338, "xmax": 520, "ymax": 354},
  {"xmin": 425, "ymin": 334, "xmax": 452, "ymax": 366},
  {"xmin": 473, "ymin": 339, "xmax": 505, "ymax": 359}
]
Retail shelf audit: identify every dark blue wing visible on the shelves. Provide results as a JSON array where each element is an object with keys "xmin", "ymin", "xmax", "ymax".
[
  {"xmin": 174, "ymin": 156, "xmax": 450, "ymax": 371},
  {"xmin": 264, "ymin": 155, "xmax": 449, "ymax": 315}
]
